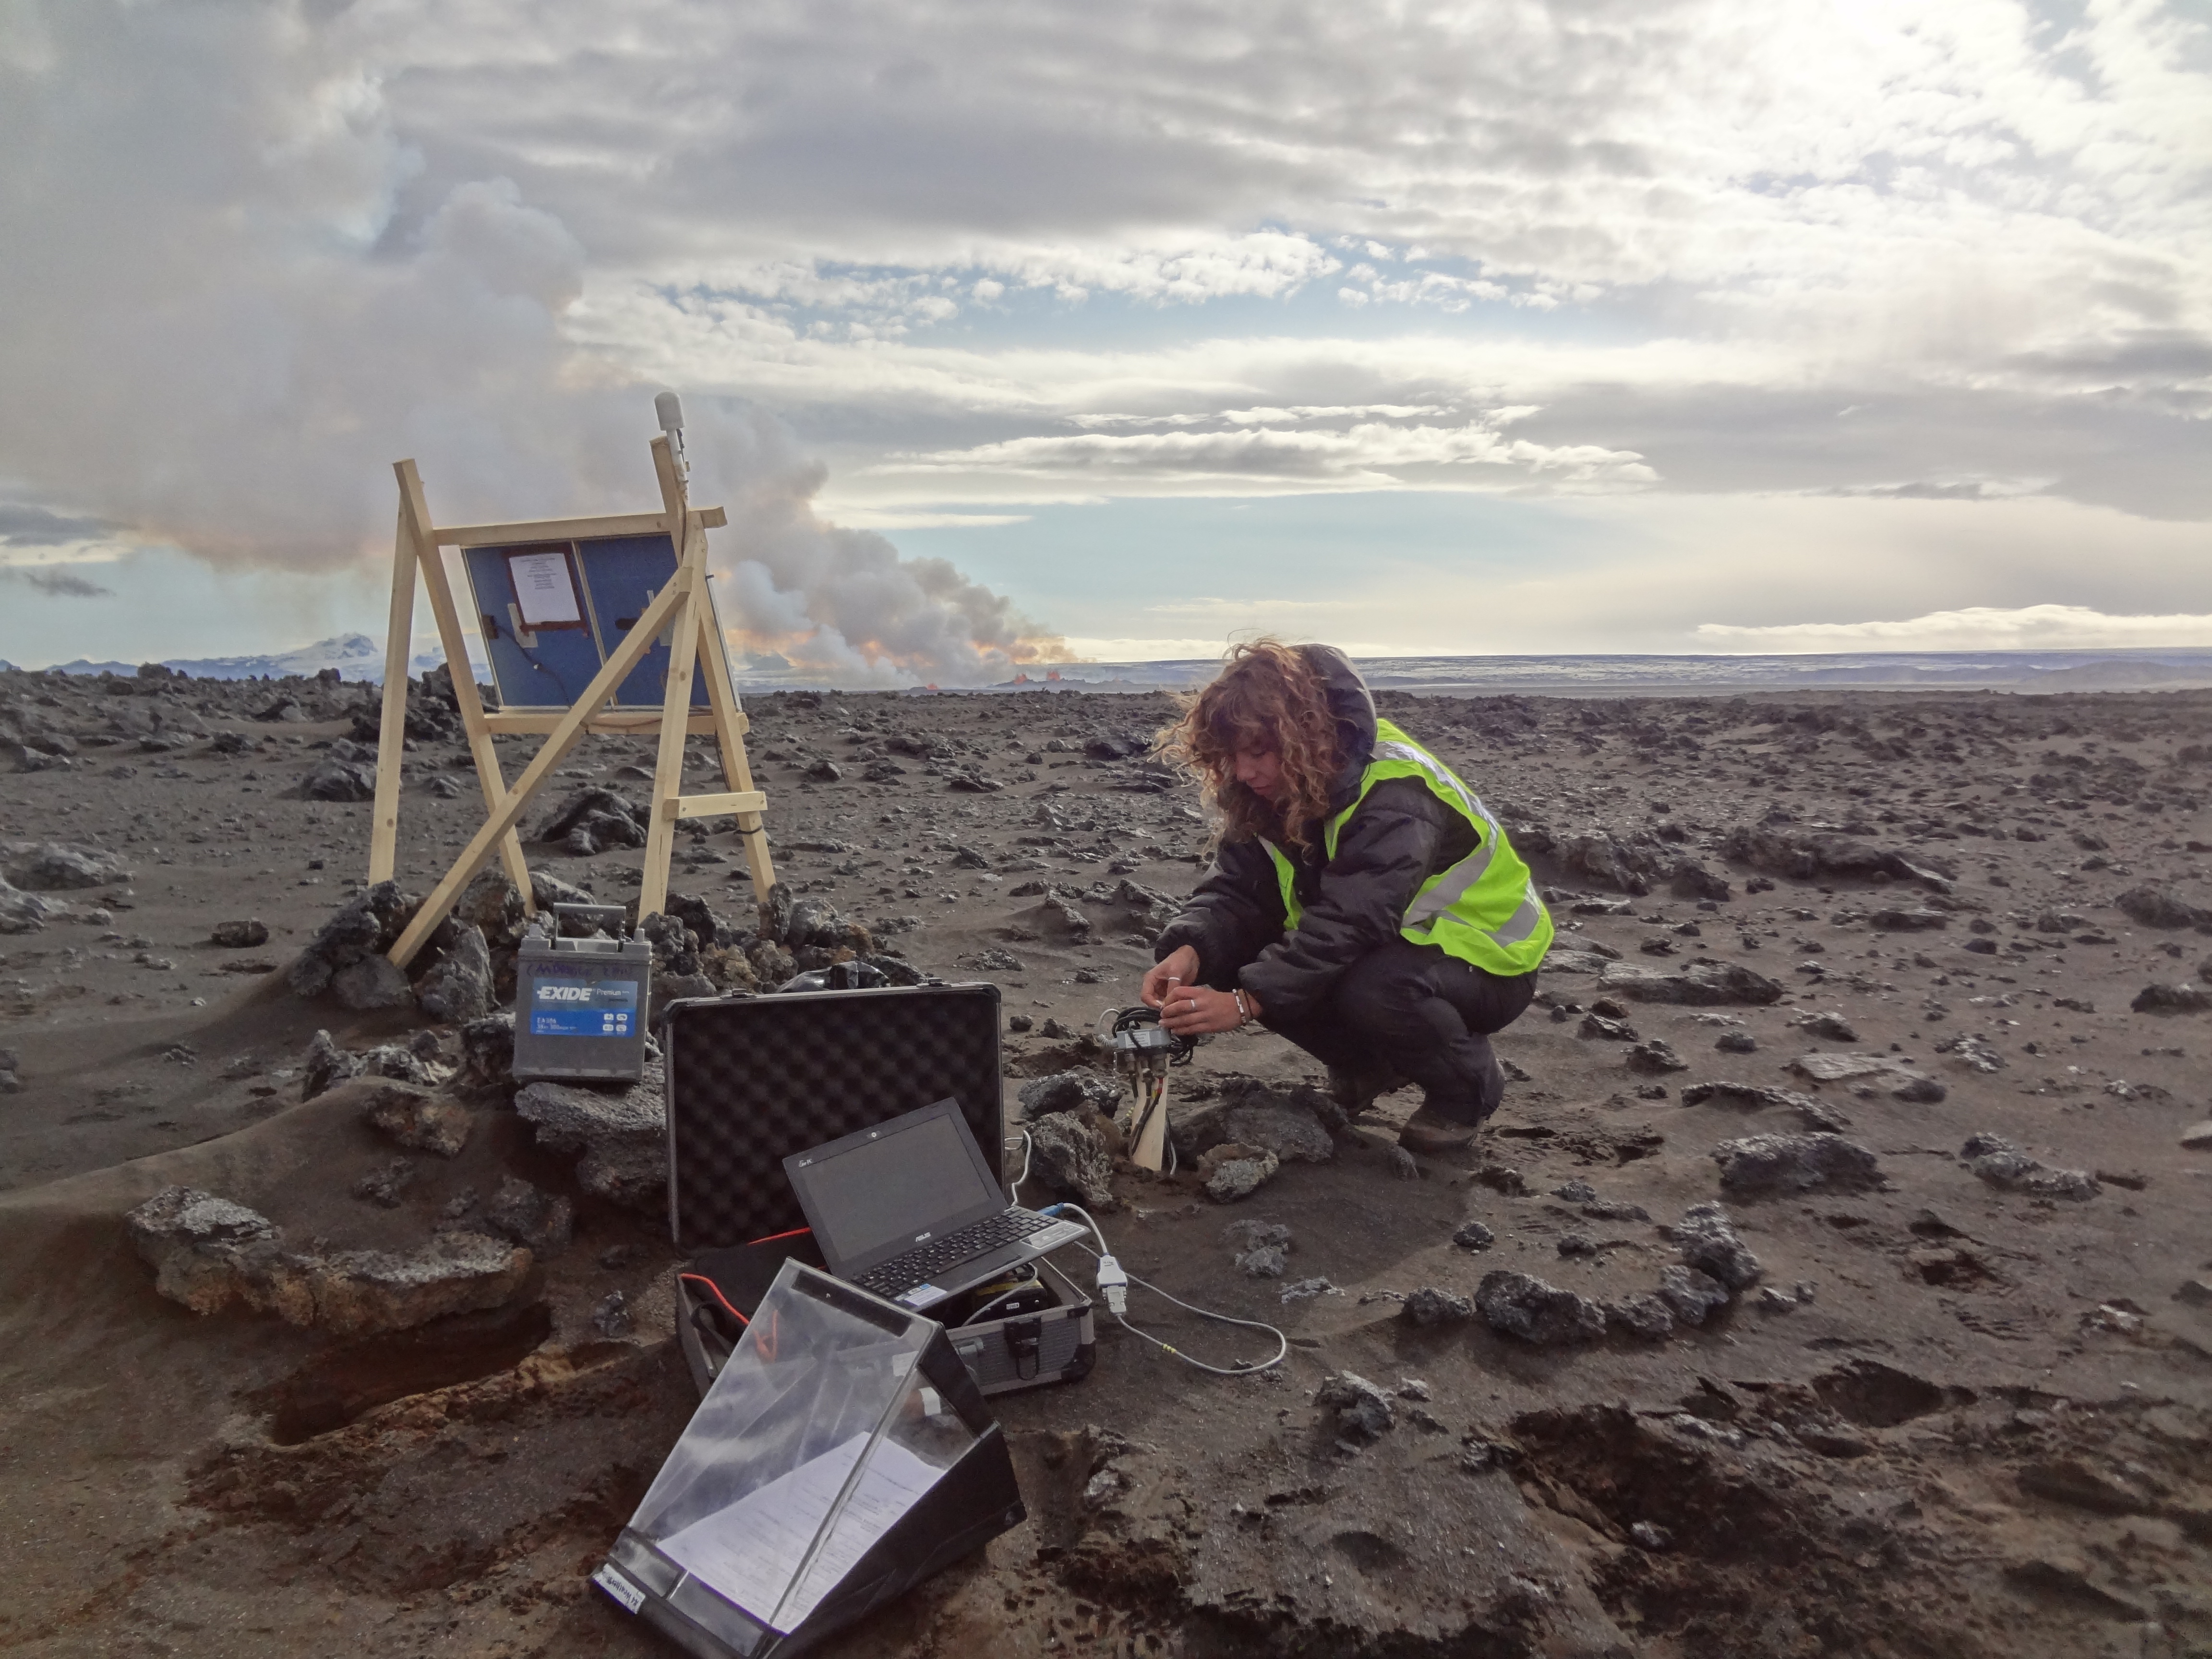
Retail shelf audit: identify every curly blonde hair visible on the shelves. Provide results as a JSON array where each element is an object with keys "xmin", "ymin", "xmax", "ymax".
[{"xmin": 1155, "ymin": 638, "xmax": 1344, "ymax": 851}]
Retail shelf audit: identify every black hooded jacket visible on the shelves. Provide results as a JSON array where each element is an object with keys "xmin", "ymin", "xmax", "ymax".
[{"xmin": 1153, "ymin": 646, "xmax": 1481, "ymax": 1024}]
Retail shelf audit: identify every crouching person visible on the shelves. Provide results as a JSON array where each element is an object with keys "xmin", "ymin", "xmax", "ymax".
[{"xmin": 1140, "ymin": 640, "xmax": 1551, "ymax": 1154}]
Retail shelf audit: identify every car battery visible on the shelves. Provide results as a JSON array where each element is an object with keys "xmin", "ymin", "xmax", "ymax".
[{"xmin": 512, "ymin": 903, "xmax": 654, "ymax": 1083}]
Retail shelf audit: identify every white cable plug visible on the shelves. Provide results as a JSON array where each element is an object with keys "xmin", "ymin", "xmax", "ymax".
[{"xmin": 1094, "ymin": 1253, "xmax": 1130, "ymax": 1316}]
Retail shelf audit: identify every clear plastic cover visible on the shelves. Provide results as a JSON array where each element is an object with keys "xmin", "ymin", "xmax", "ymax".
[{"xmin": 622, "ymin": 1260, "xmax": 979, "ymax": 1638}]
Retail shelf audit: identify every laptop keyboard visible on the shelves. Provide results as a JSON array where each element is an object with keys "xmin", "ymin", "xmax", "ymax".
[{"xmin": 854, "ymin": 1209, "xmax": 1062, "ymax": 1297}]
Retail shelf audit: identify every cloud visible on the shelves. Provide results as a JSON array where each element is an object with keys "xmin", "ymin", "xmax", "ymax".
[
  {"xmin": 0, "ymin": 564, "xmax": 113, "ymax": 597},
  {"xmin": 1695, "ymin": 604, "xmax": 2212, "ymax": 653},
  {"xmin": 0, "ymin": 502, "xmax": 109, "ymax": 547},
  {"xmin": 875, "ymin": 416, "xmax": 1655, "ymax": 494}
]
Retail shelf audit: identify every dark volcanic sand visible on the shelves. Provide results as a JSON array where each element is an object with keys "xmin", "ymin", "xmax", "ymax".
[{"xmin": 2, "ymin": 665, "xmax": 2210, "ymax": 1658}]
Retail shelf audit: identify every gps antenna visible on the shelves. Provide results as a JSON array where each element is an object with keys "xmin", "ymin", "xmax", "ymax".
[{"xmin": 654, "ymin": 391, "xmax": 688, "ymax": 480}]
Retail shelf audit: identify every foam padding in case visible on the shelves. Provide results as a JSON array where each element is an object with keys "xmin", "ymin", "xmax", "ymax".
[{"xmin": 662, "ymin": 984, "xmax": 1004, "ymax": 1250}]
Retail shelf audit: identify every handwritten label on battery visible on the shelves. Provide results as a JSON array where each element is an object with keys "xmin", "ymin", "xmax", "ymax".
[
  {"xmin": 591, "ymin": 1563, "xmax": 646, "ymax": 1614},
  {"xmin": 530, "ymin": 976, "xmax": 639, "ymax": 1038}
]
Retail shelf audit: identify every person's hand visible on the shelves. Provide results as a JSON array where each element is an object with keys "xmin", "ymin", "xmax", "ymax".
[
  {"xmin": 1157, "ymin": 984, "xmax": 1246, "ymax": 1036},
  {"xmin": 1140, "ymin": 946, "xmax": 1201, "ymax": 1010}
]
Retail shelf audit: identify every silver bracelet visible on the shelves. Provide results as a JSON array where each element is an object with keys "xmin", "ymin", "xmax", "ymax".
[{"xmin": 1231, "ymin": 989, "xmax": 1251, "ymax": 1028}]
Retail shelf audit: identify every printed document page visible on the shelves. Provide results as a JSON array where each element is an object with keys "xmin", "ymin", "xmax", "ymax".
[
  {"xmin": 507, "ymin": 550, "xmax": 582, "ymax": 626},
  {"xmin": 658, "ymin": 1432, "xmax": 948, "ymax": 1632}
]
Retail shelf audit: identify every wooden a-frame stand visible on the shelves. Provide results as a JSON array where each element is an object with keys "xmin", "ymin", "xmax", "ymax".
[{"xmin": 368, "ymin": 430, "xmax": 776, "ymax": 971}]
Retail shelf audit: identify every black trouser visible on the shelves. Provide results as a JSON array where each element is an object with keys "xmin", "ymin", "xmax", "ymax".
[{"xmin": 1255, "ymin": 941, "xmax": 1537, "ymax": 1125}]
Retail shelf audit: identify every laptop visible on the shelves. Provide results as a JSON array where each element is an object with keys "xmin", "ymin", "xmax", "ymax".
[{"xmin": 783, "ymin": 1099, "xmax": 1088, "ymax": 1312}]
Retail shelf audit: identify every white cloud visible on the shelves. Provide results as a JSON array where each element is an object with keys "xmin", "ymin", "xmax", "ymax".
[{"xmin": 1695, "ymin": 603, "xmax": 2212, "ymax": 652}]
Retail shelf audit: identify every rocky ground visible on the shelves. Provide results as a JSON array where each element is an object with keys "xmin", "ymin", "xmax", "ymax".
[{"xmin": 1, "ymin": 662, "xmax": 2209, "ymax": 1659}]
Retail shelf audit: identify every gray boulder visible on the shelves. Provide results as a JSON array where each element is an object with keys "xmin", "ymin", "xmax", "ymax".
[
  {"xmin": 301, "ymin": 757, "xmax": 376, "ymax": 802},
  {"xmin": 1475, "ymin": 1270, "xmax": 1608, "ymax": 1345},
  {"xmin": 1200, "ymin": 1142, "xmax": 1280, "ymax": 1202},
  {"xmin": 2114, "ymin": 886, "xmax": 2212, "ymax": 930},
  {"xmin": 0, "ymin": 878, "xmax": 60, "ymax": 935},
  {"xmin": 124, "ymin": 1186, "xmax": 284, "ymax": 1315},
  {"xmin": 2132, "ymin": 983, "xmax": 2211, "ymax": 1015},
  {"xmin": 1025, "ymin": 1110, "xmax": 1118, "ymax": 1209},
  {"xmin": 1605, "ymin": 1295, "xmax": 1676, "ymax": 1341},
  {"xmin": 1171, "ymin": 1078, "xmax": 1339, "ymax": 1162},
  {"xmin": 301, "ymin": 1030, "xmax": 364, "ymax": 1101},
  {"xmin": 1017, "ymin": 1070, "xmax": 1123, "ymax": 1118},
  {"xmin": 1712, "ymin": 1132, "xmax": 1881, "ymax": 1194},
  {"xmin": 458, "ymin": 1012, "xmax": 516, "ymax": 1094},
  {"xmin": 1680, "ymin": 1081, "xmax": 1849, "ymax": 1132},
  {"xmin": 479, "ymin": 1176, "xmax": 575, "ymax": 1255}
]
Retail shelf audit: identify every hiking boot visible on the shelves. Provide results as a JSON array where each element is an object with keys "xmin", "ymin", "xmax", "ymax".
[
  {"xmin": 1398, "ymin": 1106, "xmax": 1481, "ymax": 1155},
  {"xmin": 1327, "ymin": 1063, "xmax": 1405, "ymax": 1120}
]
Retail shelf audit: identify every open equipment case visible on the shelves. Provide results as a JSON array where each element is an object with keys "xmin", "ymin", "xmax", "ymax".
[
  {"xmin": 596, "ymin": 1260, "xmax": 1025, "ymax": 1658},
  {"xmin": 661, "ymin": 984, "xmax": 1094, "ymax": 1402}
]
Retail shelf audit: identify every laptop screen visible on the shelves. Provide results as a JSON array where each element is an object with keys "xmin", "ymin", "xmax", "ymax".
[{"xmin": 790, "ymin": 1105, "xmax": 1004, "ymax": 1267}]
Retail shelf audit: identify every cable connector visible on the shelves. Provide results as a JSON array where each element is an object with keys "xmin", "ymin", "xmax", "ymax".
[{"xmin": 1094, "ymin": 1254, "xmax": 1130, "ymax": 1317}]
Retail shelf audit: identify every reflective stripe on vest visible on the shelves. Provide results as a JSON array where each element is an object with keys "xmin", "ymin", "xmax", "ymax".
[{"xmin": 1260, "ymin": 718, "xmax": 1551, "ymax": 977}]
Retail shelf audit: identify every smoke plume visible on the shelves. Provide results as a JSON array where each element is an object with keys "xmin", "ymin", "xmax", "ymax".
[{"xmin": 0, "ymin": 0, "xmax": 1059, "ymax": 685}]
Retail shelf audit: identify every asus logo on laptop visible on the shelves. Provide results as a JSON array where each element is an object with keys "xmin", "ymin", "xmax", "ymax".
[{"xmin": 914, "ymin": 1231, "xmax": 932, "ymax": 1243}]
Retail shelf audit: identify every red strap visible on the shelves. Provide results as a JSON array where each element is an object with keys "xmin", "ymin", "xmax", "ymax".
[
  {"xmin": 678, "ymin": 1273, "xmax": 749, "ymax": 1326},
  {"xmin": 747, "ymin": 1226, "xmax": 812, "ymax": 1245}
]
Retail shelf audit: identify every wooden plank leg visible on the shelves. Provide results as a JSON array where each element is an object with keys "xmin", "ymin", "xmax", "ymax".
[
  {"xmin": 636, "ymin": 571, "xmax": 703, "ymax": 922},
  {"xmin": 367, "ymin": 510, "xmax": 418, "ymax": 884},
  {"xmin": 693, "ymin": 605, "xmax": 776, "ymax": 900},
  {"xmin": 397, "ymin": 460, "xmax": 535, "ymax": 913}
]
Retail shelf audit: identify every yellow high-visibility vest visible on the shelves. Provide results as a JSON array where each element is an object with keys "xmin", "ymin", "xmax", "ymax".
[{"xmin": 1259, "ymin": 718, "xmax": 1552, "ymax": 976}]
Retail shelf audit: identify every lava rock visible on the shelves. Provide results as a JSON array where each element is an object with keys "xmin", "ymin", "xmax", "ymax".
[
  {"xmin": 1475, "ymin": 1270, "xmax": 1608, "ymax": 1345},
  {"xmin": 1026, "ymin": 1110, "xmax": 1118, "ymax": 1209},
  {"xmin": 359, "ymin": 1081, "xmax": 472, "ymax": 1158},
  {"xmin": 415, "ymin": 923, "xmax": 493, "ymax": 1024},
  {"xmin": 1222, "ymin": 1218, "xmax": 1292, "ymax": 1251},
  {"xmin": 1671, "ymin": 1202, "xmax": 1763, "ymax": 1289},
  {"xmin": 591, "ymin": 1290, "xmax": 635, "ymax": 1338},
  {"xmin": 1658, "ymin": 1263, "xmax": 1733, "ymax": 1325},
  {"xmin": 1452, "ymin": 1220, "xmax": 1497, "ymax": 1250},
  {"xmin": 1199, "ymin": 1142, "xmax": 1280, "ymax": 1202},
  {"xmin": 481, "ymin": 1176, "xmax": 574, "ymax": 1255},
  {"xmin": 1314, "ymin": 1370, "xmax": 1395, "ymax": 1442},
  {"xmin": 124, "ymin": 1187, "xmax": 283, "ymax": 1314},
  {"xmin": 1799, "ymin": 1011, "xmax": 1858, "ymax": 1041},
  {"xmin": 1961, "ymin": 1133, "xmax": 2100, "ymax": 1200},
  {"xmin": 457, "ymin": 1012, "xmax": 517, "ymax": 1094},
  {"xmin": 1236, "ymin": 1244, "xmax": 1288, "ymax": 1278},
  {"xmin": 2131, "ymin": 983, "xmax": 2211, "ymax": 1015},
  {"xmin": 1017, "ymin": 1070, "xmax": 1123, "ymax": 1118},
  {"xmin": 210, "ymin": 919, "xmax": 269, "ymax": 948},
  {"xmin": 1891, "ymin": 1075, "xmax": 1948, "ymax": 1104},
  {"xmin": 1679, "ymin": 1080, "xmax": 1849, "ymax": 1131},
  {"xmin": 1172, "ymin": 1079, "xmax": 1337, "ymax": 1164},
  {"xmin": 331, "ymin": 953, "xmax": 415, "ymax": 1011},
  {"xmin": 536, "ymin": 788, "xmax": 648, "ymax": 855},
  {"xmin": 2113, "ymin": 886, "xmax": 2212, "ymax": 929},
  {"xmin": 1626, "ymin": 1039, "xmax": 1688, "ymax": 1074},
  {"xmin": 1597, "ymin": 961, "xmax": 1784, "ymax": 1006},
  {"xmin": 1402, "ymin": 1286, "xmax": 1477, "ymax": 1326},
  {"xmin": 286, "ymin": 881, "xmax": 419, "ymax": 999},
  {"xmin": 301, "ymin": 1030, "xmax": 364, "ymax": 1102},
  {"xmin": 1712, "ymin": 1132, "xmax": 1881, "ymax": 1193},
  {"xmin": 1606, "ymin": 1295, "xmax": 1676, "ymax": 1341},
  {"xmin": 350, "ymin": 1158, "xmax": 417, "ymax": 1208},
  {"xmin": 1719, "ymin": 826, "xmax": 1954, "ymax": 892},
  {"xmin": 514, "ymin": 1075, "xmax": 669, "ymax": 1212},
  {"xmin": 1870, "ymin": 908, "xmax": 1948, "ymax": 931},
  {"xmin": 0, "ymin": 878, "xmax": 60, "ymax": 934},
  {"xmin": 301, "ymin": 757, "xmax": 376, "ymax": 802},
  {"xmin": 3, "ymin": 841, "xmax": 133, "ymax": 890}
]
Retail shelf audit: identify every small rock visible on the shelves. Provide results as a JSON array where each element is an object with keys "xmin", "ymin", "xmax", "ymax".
[
  {"xmin": 1314, "ymin": 1370, "xmax": 1395, "ymax": 1442},
  {"xmin": 1221, "ymin": 1218, "xmax": 1292, "ymax": 1251},
  {"xmin": 211, "ymin": 919, "xmax": 269, "ymax": 948},
  {"xmin": 301, "ymin": 1030, "xmax": 364, "ymax": 1102},
  {"xmin": 1387, "ymin": 1145, "xmax": 1421, "ymax": 1180},
  {"xmin": 514, "ymin": 1075, "xmax": 669, "ymax": 1213},
  {"xmin": 1755, "ymin": 1285, "xmax": 1800, "ymax": 1313},
  {"xmin": 416, "ymin": 923, "xmax": 494, "ymax": 1024},
  {"xmin": 350, "ymin": 1158, "xmax": 417, "ymax": 1208},
  {"xmin": 330, "ymin": 953, "xmax": 415, "ymax": 1011},
  {"xmin": 1280, "ymin": 1276, "xmax": 1335, "ymax": 1304},
  {"xmin": 1961, "ymin": 1133, "xmax": 2099, "ymax": 1201},
  {"xmin": 359, "ymin": 1081, "xmax": 472, "ymax": 1157},
  {"xmin": 1870, "ymin": 908, "xmax": 1948, "ymax": 932},
  {"xmin": 2180, "ymin": 1121, "xmax": 2212, "ymax": 1151},
  {"xmin": 1606, "ymin": 1295, "xmax": 1675, "ymax": 1341},
  {"xmin": 591, "ymin": 1290, "xmax": 635, "ymax": 1338},
  {"xmin": 1452, "ymin": 1220, "xmax": 1497, "ymax": 1251},
  {"xmin": 1630, "ymin": 1522, "xmax": 1672, "ymax": 1551},
  {"xmin": 1474, "ymin": 1270, "xmax": 1608, "ymax": 1345},
  {"xmin": 457, "ymin": 1012, "xmax": 517, "ymax": 1094},
  {"xmin": 1557, "ymin": 1233, "xmax": 1599, "ymax": 1257},
  {"xmin": 1200, "ymin": 1142, "xmax": 1280, "ymax": 1202},
  {"xmin": 1007, "ymin": 1013, "xmax": 1034, "ymax": 1033},
  {"xmin": 1658, "ymin": 1263, "xmax": 1732, "ymax": 1324},
  {"xmin": 481, "ymin": 1176, "xmax": 574, "ymax": 1255},
  {"xmin": 1596, "ymin": 960, "xmax": 1784, "ymax": 1007},
  {"xmin": 1715, "ymin": 1031, "xmax": 1757, "ymax": 1054},
  {"xmin": 1551, "ymin": 1178, "xmax": 1597, "ymax": 1203},
  {"xmin": 1402, "ymin": 1286, "xmax": 1477, "ymax": 1327},
  {"xmin": 1891, "ymin": 1076, "xmax": 1947, "ymax": 1104},
  {"xmin": 1712, "ymin": 1132, "xmax": 1881, "ymax": 1194},
  {"xmin": 1626, "ymin": 1039, "xmax": 1688, "ymax": 1074},
  {"xmin": 1672, "ymin": 1202, "xmax": 1763, "ymax": 1289},
  {"xmin": 1236, "ymin": 1244, "xmax": 1288, "ymax": 1278},
  {"xmin": 1799, "ymin": 1011, "xmax": 1858, "ymax": 1041}
]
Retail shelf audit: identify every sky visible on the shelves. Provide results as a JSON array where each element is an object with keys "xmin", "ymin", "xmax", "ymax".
[{"xmin": 1, "ymin": 0, "xmax": 2208, "ymax": 681}]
